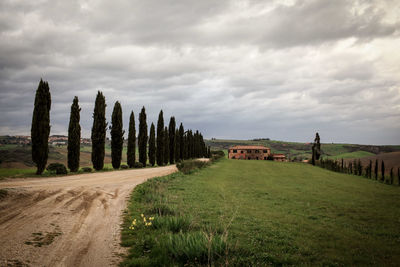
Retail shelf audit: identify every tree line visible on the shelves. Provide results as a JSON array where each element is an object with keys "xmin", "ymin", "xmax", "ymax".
[
  {"xmin": 31, "ymin": 80, "xmax": 209, "ymax": 174},
  {"xmin": 310, "ymin": 132, "xmax": 400, "ymax": 186}
]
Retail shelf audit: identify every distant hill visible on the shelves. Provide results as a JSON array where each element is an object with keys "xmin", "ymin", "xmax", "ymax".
[{"xmin": 206, "ymin": 139, "xmax": 400, "ymax": 162}]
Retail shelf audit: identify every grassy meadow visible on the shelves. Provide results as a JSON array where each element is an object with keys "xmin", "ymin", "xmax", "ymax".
[{"xmin": 121, "ymin": 158, "xmax": 400, "ymax": 266}]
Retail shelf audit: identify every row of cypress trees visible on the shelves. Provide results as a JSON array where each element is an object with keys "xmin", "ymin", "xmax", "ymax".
[{"xmin": 31, "ymin": 81, "xmax": 208, "ymax": 174}]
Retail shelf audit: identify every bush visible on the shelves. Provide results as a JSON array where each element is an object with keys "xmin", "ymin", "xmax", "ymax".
[
  {"xmin": 134, "ymin": 162, "xmax": 144, "ymax": 168},
  {"xmin": 121, "ymin": 164, "xmax": 129, "ymax": 169},
  {"xmin": 211, "ymin": 150, "xmax": 225, "ymax": 162},
  {"xmin": 148, "ymin": 203, "xmax": 176, "ymax": 216},
  {"xmin": 177, "ymin": 160, "xmax": 209, "ymax": 174},
  {"xmin": 46, "ymin": 163, "xmax": 68, "ymax": 175},
  {"xmin": 82, "ymin": 167, "xmax": 92, "ymax": 172}
]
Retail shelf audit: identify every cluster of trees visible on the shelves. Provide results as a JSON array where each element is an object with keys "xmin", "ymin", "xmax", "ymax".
[
  {"xmin": 319, "ymin": 158, "xmax": 400, "ymax": 185},
  {"xmin": 31, "ymin": 80, "xmax": 209, "ymax": 174},
  {"xmin": 309, "ymin": 133, "xmax": 399, "ymax": 186}
]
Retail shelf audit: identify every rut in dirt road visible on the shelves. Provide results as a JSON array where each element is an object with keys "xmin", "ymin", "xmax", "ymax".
[{"xmin": 0, "ymin": 165, "xmax": 177, "ymax": 267}]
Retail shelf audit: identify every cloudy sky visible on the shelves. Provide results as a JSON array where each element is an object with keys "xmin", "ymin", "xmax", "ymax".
[{"xmin": 0, "ymin": 0, "xmax": 399, "ymax": 145}]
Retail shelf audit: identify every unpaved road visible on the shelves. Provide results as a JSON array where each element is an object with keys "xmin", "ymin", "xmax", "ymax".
[{"xmin": 0, "ymin": 166, "xmax": 177, "ymax": 267}]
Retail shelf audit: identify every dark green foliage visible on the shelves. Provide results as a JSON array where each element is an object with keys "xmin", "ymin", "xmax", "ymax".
[
  {"xmin": 168, "ymin": 117, "xmax": 176, "ymax": 164},
  {"xmin": 91, "ymin": 91, "xmax": 107, "ymax": 171},
  {"xmin": 67, "ymin": 96, "xmax": 81, "ymax": 172},
  {"xmin": 375, "ymin": 159, "xmax": 378, "ymax": 180},
  {"xmin": 127, "ymin": 111, "xmax": 136, "ymax": 168},
  {"xmin": 176, "ymin": 159, "xmax": 209, "ymax": 174},
  {"xmin": 357, "ymin": 159, "xmax": 362, "ymax": 176},
  {"xmin": 174, "ymin": 129, "xmax": 180, "ymax": 162},
  {"xmin": 381, "ymin": 160, "xmax": 385, "ymax": 182},
  {"xmin": 31, "ymin": 79, "xmax": 51, "ymax": 175},
  {"xmin": 178, "ymin": 123, "xmax": 184, "ymax": 161},
  {"xmin": 82, "ymin": 167, "xmax": 92, "ymax": 172},
  {"xmin": 156, "ymin": 110, "xmax": 164, "ymax": 166},
  {"xmin": 46, "ymin": 163, "xmax": 67, "ymax": 175},
  {"xmin": 152, "ymin": 216, "xmax": 191, "ymax": 233},
  {"xmin": 398, "ymin": 168, "xmax": 400, "ymax": 186},
  {"xmin": 134, "ymin": 162, "xmax": 144, "ymax": 168},
  {"xmin": 390, "ymin": 168, "xmax": 393, "ymax": 184},
  {"xmin": 138, "ymin": 106, "xmax": 148, "ymax": 167},
  {"xmin": 149, "ymin": 123, "xmax": 156, "ymax": 166},
  {"xmin": 312, "ymin": 132, "xmax": 321, "ymax": 161},
  {"xmin": 207, "ymin": 146, "xmax": 211, "ymax": 158},
  {"xmin": 163, "ymin": 126, "xmax": 169, "ymax": 165},
  {"xmin": 111, "ymin": 101, "xmax": 124, "ymax": 169}
]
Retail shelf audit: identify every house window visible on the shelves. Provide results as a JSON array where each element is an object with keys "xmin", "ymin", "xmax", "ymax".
[
  {"xmin": 241, "ymin": 150, "xmax": 244, "ymax": 153},
  {"xmin": 263, "ymin": 150, "xmax": 268, "ymax": 153},
  {"xmin": 247, "ymin": 150, "xmax": 252, "ymax": 153},
  {"xmin": 264, "ymin": 157, "xmax": 267, "ymax": 160},
  {"xmin": 233, "ymin": 149, "xmax": 237, "ymax": 153},
  {"xmin": 255, "ymin": 150, "xmax": 259, "ymax": 153}
]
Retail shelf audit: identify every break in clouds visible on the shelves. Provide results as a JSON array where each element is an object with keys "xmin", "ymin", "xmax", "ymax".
[{"xmin": 0, "ymin": 0, "xmax": 399, "ymax": 144}]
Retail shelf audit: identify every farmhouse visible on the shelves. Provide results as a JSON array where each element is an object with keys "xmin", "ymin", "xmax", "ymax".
[{"xmin": 228, "ymin": 145, "xmax": 287, "ymax": 161}]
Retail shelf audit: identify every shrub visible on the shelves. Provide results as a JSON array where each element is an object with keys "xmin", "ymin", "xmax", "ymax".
[
  {"xmin": 177, "ymin": 160, "xmax": 209, "ymax": 174},
  {"xmin": 148, "ymin": 203, "xmax": 176, "ymax": 216},
  {"xmin": 121, "ymin": 164, "xmax": 129, "ymax": 169},
  {"xmin": 152, "ymin": 216, "xmax": 192, "ymax": 233},
  {"xmin": 82, "ymin": 167, "xmax": 92, "ymax": 172},
  {"xmin": 46, "ymin": 163, "xmax": 68, "ymax": 175},
  {"xmin": 134, "ymin": 162, "xmax": 144, "ymax": 168}
]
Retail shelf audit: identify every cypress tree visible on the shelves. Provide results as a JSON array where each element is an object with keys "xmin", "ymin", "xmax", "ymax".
[
  {"xmin": 174, "ymin": 129, "xmax": 180, "ymax": 162},
  {"xmin": 156, "ymin": 110, "xmax": 164, "ymax": 166},
  {"xmin": 67, "ymin": 96, "xmax": 81, "ymax": 172},
  {"xmin": 381, "ymin": 160, "xmax": 385, "ymax": 182},
  {"xmin": 168, "ymin": 117, "xmax": 176, "ymax": 164},
  {"xmin": 390, "ymin": 168, "xmax": 394, "ymax": 185},
  {"xmin": 358, "ymin": 159, "xmax": 362, "ymax": 176},
  {"xmin": 374, "ymin": 159, "xmax": 378, "ymax": 180},
  {"xmin": 368, "ymin": 160, "xmax": 372, "ymax": 178},
  {"xmin": 179, "ymin": 123, "xmax": 184, "ymax": 160},
  {"xmin": 111, "ymin": 101, "xmax": 124, "ymax": 169},
  {"xmin": 149, "ymin": 123, "xmax": 156, "ymax": 166},
  {"xmin": 398, "ymin": 168, "xmax": 400, "ymax": 186},
  {"xmin": 31, "ymin": 79, "xmax": 51, "ymax": 175},
  {"xmin": 91, "ymin": 91, "xmax": 107, "ymax": 170},
  {"xmin": 208, "ymin": 146, "xmax": 211, "ymax": 158},
  {"xmin": 127, "ymin": 111, "xmax": 136, "ymax": 168},
  {"xmin": 138, "ymin": 106, "xmax": 148, "ymax": 167},
  {"xmin": 312, "ymin": 132, "xmax": 321, "ymax": 161},
  {"xmin": 163, "ymin": 126, "xmax": 169, "ymax": 165}
]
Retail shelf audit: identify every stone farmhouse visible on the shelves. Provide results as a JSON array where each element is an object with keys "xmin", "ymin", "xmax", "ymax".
[{"xmin": 228, "ymin": 145, "xmax": 287, "ymax": 161}]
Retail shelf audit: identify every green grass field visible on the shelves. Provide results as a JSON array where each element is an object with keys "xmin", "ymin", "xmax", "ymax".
[
  {"xmin": 121, "ymin": 158, "xmax": 400, "ymax": 266},
  {"xmin": 327, "ymin": 151, "xmax": 375, "ymax": 160}
]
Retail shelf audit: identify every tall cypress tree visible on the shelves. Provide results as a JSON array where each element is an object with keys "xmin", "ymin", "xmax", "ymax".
[
  {"xmin": 67, "ymin": 96, "xmax": 81, "ymax": 172},
  {"xmin": 156, "ymin": 110, "xmax": 164, "ymax": 166},
  {"xmin": 138, "ymin": 106, "xmax": 148, "ymax": 166},
  {"xmin": 381, "ymin": 160, "xmax": 385, "ymax": 182},
  {"xmin": 374, "ymin": 159, "xmax": 378, "ymax": 180},
  {"xmin": 91, "ymin": 91, "xmax": 107, "ymax": 171},
  {"xmin": 390, "ymin": 168, "xmax": 394, "ymax": 185},
  {"xmin": 127, "ymin": 111, "xmax": 136, "ymax": 168},
  {"xmin": 179, "ymin": 123, "xmax": 184, "ymax": 161},
  {"xmin": 163, "ymin": 126, "xmax": 169, "ymax": 165},
  {"xmin": 111, "ymin": 101, "xmax": 124, "ymax": 169},
  {"xmin": 149, "ymin": 123, "xmax": 156, "ymax": 166},
  {"xmin": 174, "ymin": 129, "xmax": 180, "ymax": 162},
  {"xmin": 398, "ymin": 168, "xmax": 400, "ymax": 186},
  {"xmin": 168, "ymin": 117, "xmax": 176, "ymax": 164},
  {"xmin": 31, "ymin": 79, "xmax": 51, "ymax": 175}
]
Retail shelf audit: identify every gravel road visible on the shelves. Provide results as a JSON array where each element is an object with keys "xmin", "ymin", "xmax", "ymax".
[{"xmin": 0, "ymin": 165, "xmax": 177, "ymax": 267}]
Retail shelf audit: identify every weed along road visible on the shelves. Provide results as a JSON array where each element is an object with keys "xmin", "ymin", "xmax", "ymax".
[{"xmin": 0, "ymin": 165, "xmax": 178, "ymax": 266}]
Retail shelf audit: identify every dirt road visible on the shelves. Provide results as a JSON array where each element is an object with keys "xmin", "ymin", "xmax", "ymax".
[{"xmin": 0, "ymin": 166, "xmax": 177, "ymax": 266}]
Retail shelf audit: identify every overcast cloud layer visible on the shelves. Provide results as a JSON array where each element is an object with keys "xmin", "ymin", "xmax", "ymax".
[{"xmin": 0, "ymin": 0, "xmax": 399, "ymax": 145}]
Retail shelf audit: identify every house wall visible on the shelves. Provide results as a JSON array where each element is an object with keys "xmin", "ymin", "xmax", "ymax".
[{"xmin": 228, "ymin": 148, "xmax": 271, "ymax": 160}]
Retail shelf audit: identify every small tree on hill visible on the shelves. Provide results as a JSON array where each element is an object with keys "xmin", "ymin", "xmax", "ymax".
[
  {"xmin": 67, "ymin": 96, "xmax": 81, "ymax": 172},
  {"xmin": 91, "ymin": 91, "xmax": 107, "ymax": 171},
  {"xmin": 312, "ymin": 132, "xmax": 321, "ymax": 162},
  {"xmin": 156, "ymin": 110, "xmax": 164, "ymax": 166},
  {"xmin": 169, "ymin": 116, "xmax": 176, "ymax": 164},
  {"xmin": 31, "ymin": 79, "xmax": 51, "ymax": 175},
  {"xmin": 127, "ymin": 111, "xmax": 136, "ymax": 168},
  {"xmin": 138, "ymin": 106, "xmax": 148, "ymax": 167},
  {"xmin": 381, "ymin": 160, "xmax": 385, "ymax": 182},
  {"xmin": 111, "ymin": 101, "xmax": 124, "ymax": 169},
  {"xmin": 390, "ymin": 167, "xmax": 394, "ymax": 185},
  {"xmin": 149, "ymin": 123, "xmax": 156, "ymax": 166},
  {"xmin": 374, "ymin": 159, "xmax": 378, "ymax": 180},
  {"xmin": 163, "ymin": 126, "xmax": 169, "ymax": 165}
]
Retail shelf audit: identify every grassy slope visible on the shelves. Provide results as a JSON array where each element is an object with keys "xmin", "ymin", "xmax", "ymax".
[
  {"xmin": 122, "ymin": 159, "xmax": 400, "ymax": 266},
  {"xmin": 328, "ymin": 150, "xmax": 375, "ymax": 160}
]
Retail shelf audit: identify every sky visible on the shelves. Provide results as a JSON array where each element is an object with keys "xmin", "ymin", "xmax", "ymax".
[{"xmin": 0, "ymin": 0, "xmax": 399, "ymax": 145}]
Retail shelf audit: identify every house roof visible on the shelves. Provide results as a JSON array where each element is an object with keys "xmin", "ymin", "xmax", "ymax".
[
  {"xmin": 229, "ymin": 145, "xmax": 270, "ymax": 150},
  {"xmin": 273, "ymin": 154, "xmax": 286, "ymax": 158}
]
